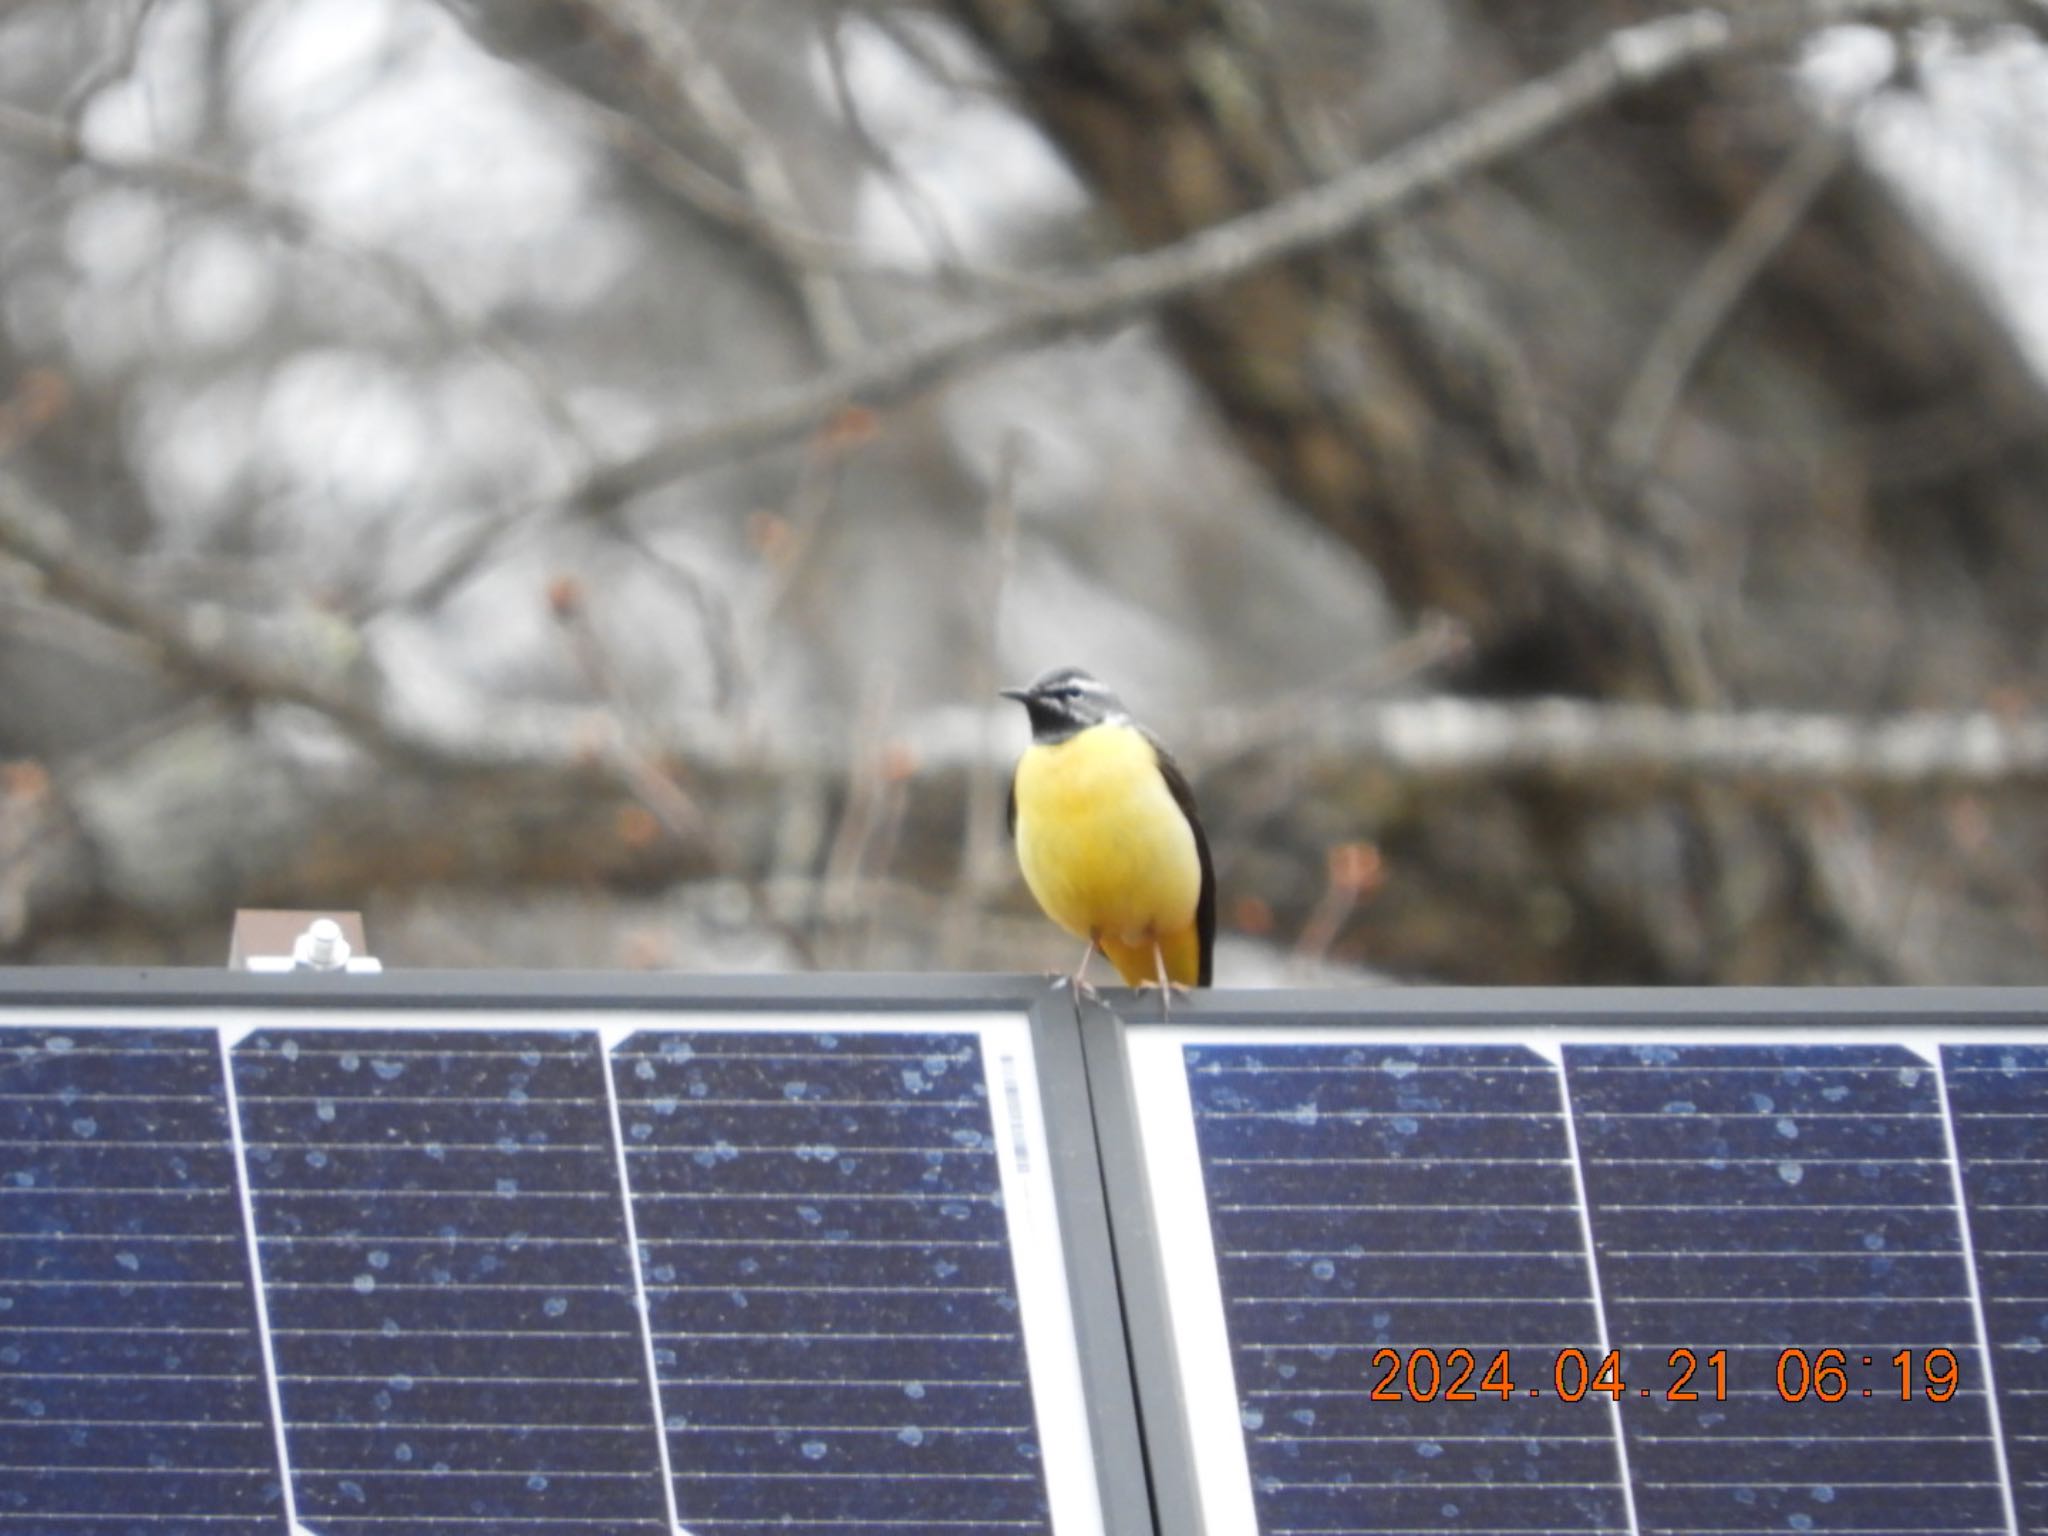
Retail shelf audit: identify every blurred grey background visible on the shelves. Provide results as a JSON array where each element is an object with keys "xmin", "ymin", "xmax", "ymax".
[{"xmin": 2, "ymin": 0, "xmax": 2046, "ymax": 983}]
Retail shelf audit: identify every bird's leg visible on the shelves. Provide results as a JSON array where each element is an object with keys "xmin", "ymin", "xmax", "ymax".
[
  {"xmin": 1066, "ymin": 933, "xmax": 1102, "ymax": 1002},
  {"xmin": 1151, "ymin": 937, "xmax": 1190, "ymax": 1021}
]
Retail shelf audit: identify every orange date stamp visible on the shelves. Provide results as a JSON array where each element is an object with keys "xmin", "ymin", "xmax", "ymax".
[{"xmin": 1364, "ymin": 1346, "xmax": 1962, "ymax": 1403}]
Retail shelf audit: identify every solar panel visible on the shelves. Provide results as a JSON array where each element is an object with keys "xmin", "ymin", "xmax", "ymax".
[
  {"xmin": 1108, "ymin": 1000, "xmax": 2048, "ymax": 1536},
  {"xmin": 1945, "ymin": 1046, "xmax": 2048, "ymax": 1534},
  {"xmin": 0, "ymin": 1027, "xmax": 285, "ymax": 1536},
  {"xmin": 613, "ymin": 1028, "xmax": 1054, "ymax": 1533},
  {"xmin": 7, "ymin": 979, "xmax": 2047, "ymax": 1536},
  {"xmin": 230, "ymin": 1028, "xmax": 671, "ymax": 1534},
  {"xmin": 1182, "ymin": 1043, "xmax": 1628, "ymax": 1535},
  {"xmin": 0, "ymin": 989, "xmax": 1127, "ymax": 1536}
]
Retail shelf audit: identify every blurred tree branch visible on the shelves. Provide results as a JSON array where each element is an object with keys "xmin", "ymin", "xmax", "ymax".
[
  {"xmin": 1605, "ymin": 115, "xmax": 1858, "ymax": 487},
  {"xmin": 434, "ymin": 0, "xmax": 862, "ymax": 360},
  {"xmin": 575, "ymin": 0, "xmax": 2019, "ymax": 509},
  {"xmin": 0, "ymin": 101, "xmax": 593, "ymax": 458},
  {"xmin": 0, "ymin": 469, "xmax": 392, "ymax": 740}
]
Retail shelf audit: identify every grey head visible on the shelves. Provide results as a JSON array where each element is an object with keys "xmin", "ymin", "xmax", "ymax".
[{"xmin": 999, "ymin": 665, "xmax": 1130, "ymax": 744}]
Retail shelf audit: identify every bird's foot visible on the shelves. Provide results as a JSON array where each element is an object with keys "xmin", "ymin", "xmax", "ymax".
[{"xmin": 1046, "ymin": 971, "xmax": 1102, "ymax": 1004}]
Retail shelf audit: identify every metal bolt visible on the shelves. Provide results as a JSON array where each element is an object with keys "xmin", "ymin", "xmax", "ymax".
[{"xmin": 293, "ymin": 918, "xmax": 350, "ymax": 972}]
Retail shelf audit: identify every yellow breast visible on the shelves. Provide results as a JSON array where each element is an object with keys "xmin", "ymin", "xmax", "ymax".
[{"xmin": 1011, "ymin": 722, "xmax": 1202, "ymax": 948}]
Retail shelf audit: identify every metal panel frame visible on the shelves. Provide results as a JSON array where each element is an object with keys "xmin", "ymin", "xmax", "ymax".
[
  {"xmin": 7, "ymin": 969, "xmax": 2048, "ymax": 1021},
  {"xmin": 1083, "ymin": 983, "xmax": 2048, "ymax": 1028},
  {"xmin": 0, "ymin": 969, "xmax": 1066, "ymax": 1012}
]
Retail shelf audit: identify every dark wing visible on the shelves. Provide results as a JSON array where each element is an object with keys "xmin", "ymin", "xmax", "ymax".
[
  {"xmin": 1149, "ymin": 735, "xmax": 1216, "ymax": 987},
  {"xmin": 1006, "ymin": 772, "xmax": 1017, "ymax": 839}
]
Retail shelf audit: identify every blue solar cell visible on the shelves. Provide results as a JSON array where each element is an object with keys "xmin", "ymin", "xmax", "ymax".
[
  {"xmin": 1943, "ymin": 1044, "xmax": 2048, "ymax": 1532},
  {"xmin": 1185, "ymin": 1041, "xmax": 1633, "ymax": 1535},
  {"xmin": 1565, "ymin": 1044, "xmax": 2009, "ymax": 1536},
  {"xmin": 612, "ymin": 1029, "xmax": 1052, "ymax": 1536},
  {"xmin": 0, "ymin": 1027, "xmax": 285, "ymax": 1536},
  {"xmin": 230, "ymin": 1031, "xmax": 668, "ymax": 1535}
]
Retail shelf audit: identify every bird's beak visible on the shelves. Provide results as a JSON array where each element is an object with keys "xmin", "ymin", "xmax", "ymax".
[{"xmin": 997, "ymin": 686, "xmax": 1032, "ymax": 703}]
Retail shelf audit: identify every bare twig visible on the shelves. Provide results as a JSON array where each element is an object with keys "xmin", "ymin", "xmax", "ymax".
[
  {"xmin": 818, "ymin": 11, "xmax": 986, "ymax": 298},
  {"xmin": 608, "ymin": 522, "xmax": 746, "ymax": 714},
  {"xmin": 532, "ymin": 69, "xmax": 1051, "ymax": 300},
  {"xmin": 453, "ymin": 0, "xmax": 863, "ymax": 362},
  {"xmin": 550, "ymin": 580, "xmax": 819, "ymax": 964},
  {"xmin": 574, "ymin": 0, "xmax": 2014, "ymax": 509},
  {"xmin": 1210, "ymin": 614, "xmax": 1473, "ymax": 772},
  {"xmin": 1607, "ymin": 119, "xmax": 1857, "ymax": 484},
  {"xmin": 1295, "ymin": 843, "xmax": 1384, "ymax": 964},
  {"xmin": 818, "ymin": 670, "xmax": 898, "ymax": 942},
  {"xmin": 0, "ymin": 469, "xmax": 390, "ymax": 741},
  {"xmin": 941, "ymin": 440, "xmax": 1021, "ymax": 965},
  {"xmin": 59, "ymin": 0, "xmax": 168, "ymax": 125},
  {"xmin": 638, "ymin": 0, "xmax": 862, "ymax": 359}
]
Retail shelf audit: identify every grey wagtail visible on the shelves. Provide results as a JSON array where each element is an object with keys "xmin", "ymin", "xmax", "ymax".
[{"xmin": 1001, "ymin": 667, "xmax": 1215, "ymax": 994}]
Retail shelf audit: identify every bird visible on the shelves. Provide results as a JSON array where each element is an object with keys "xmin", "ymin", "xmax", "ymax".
[{"xmin": 1000, "ymin": 666, "xmax": 1214, "ymax": 1000}]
